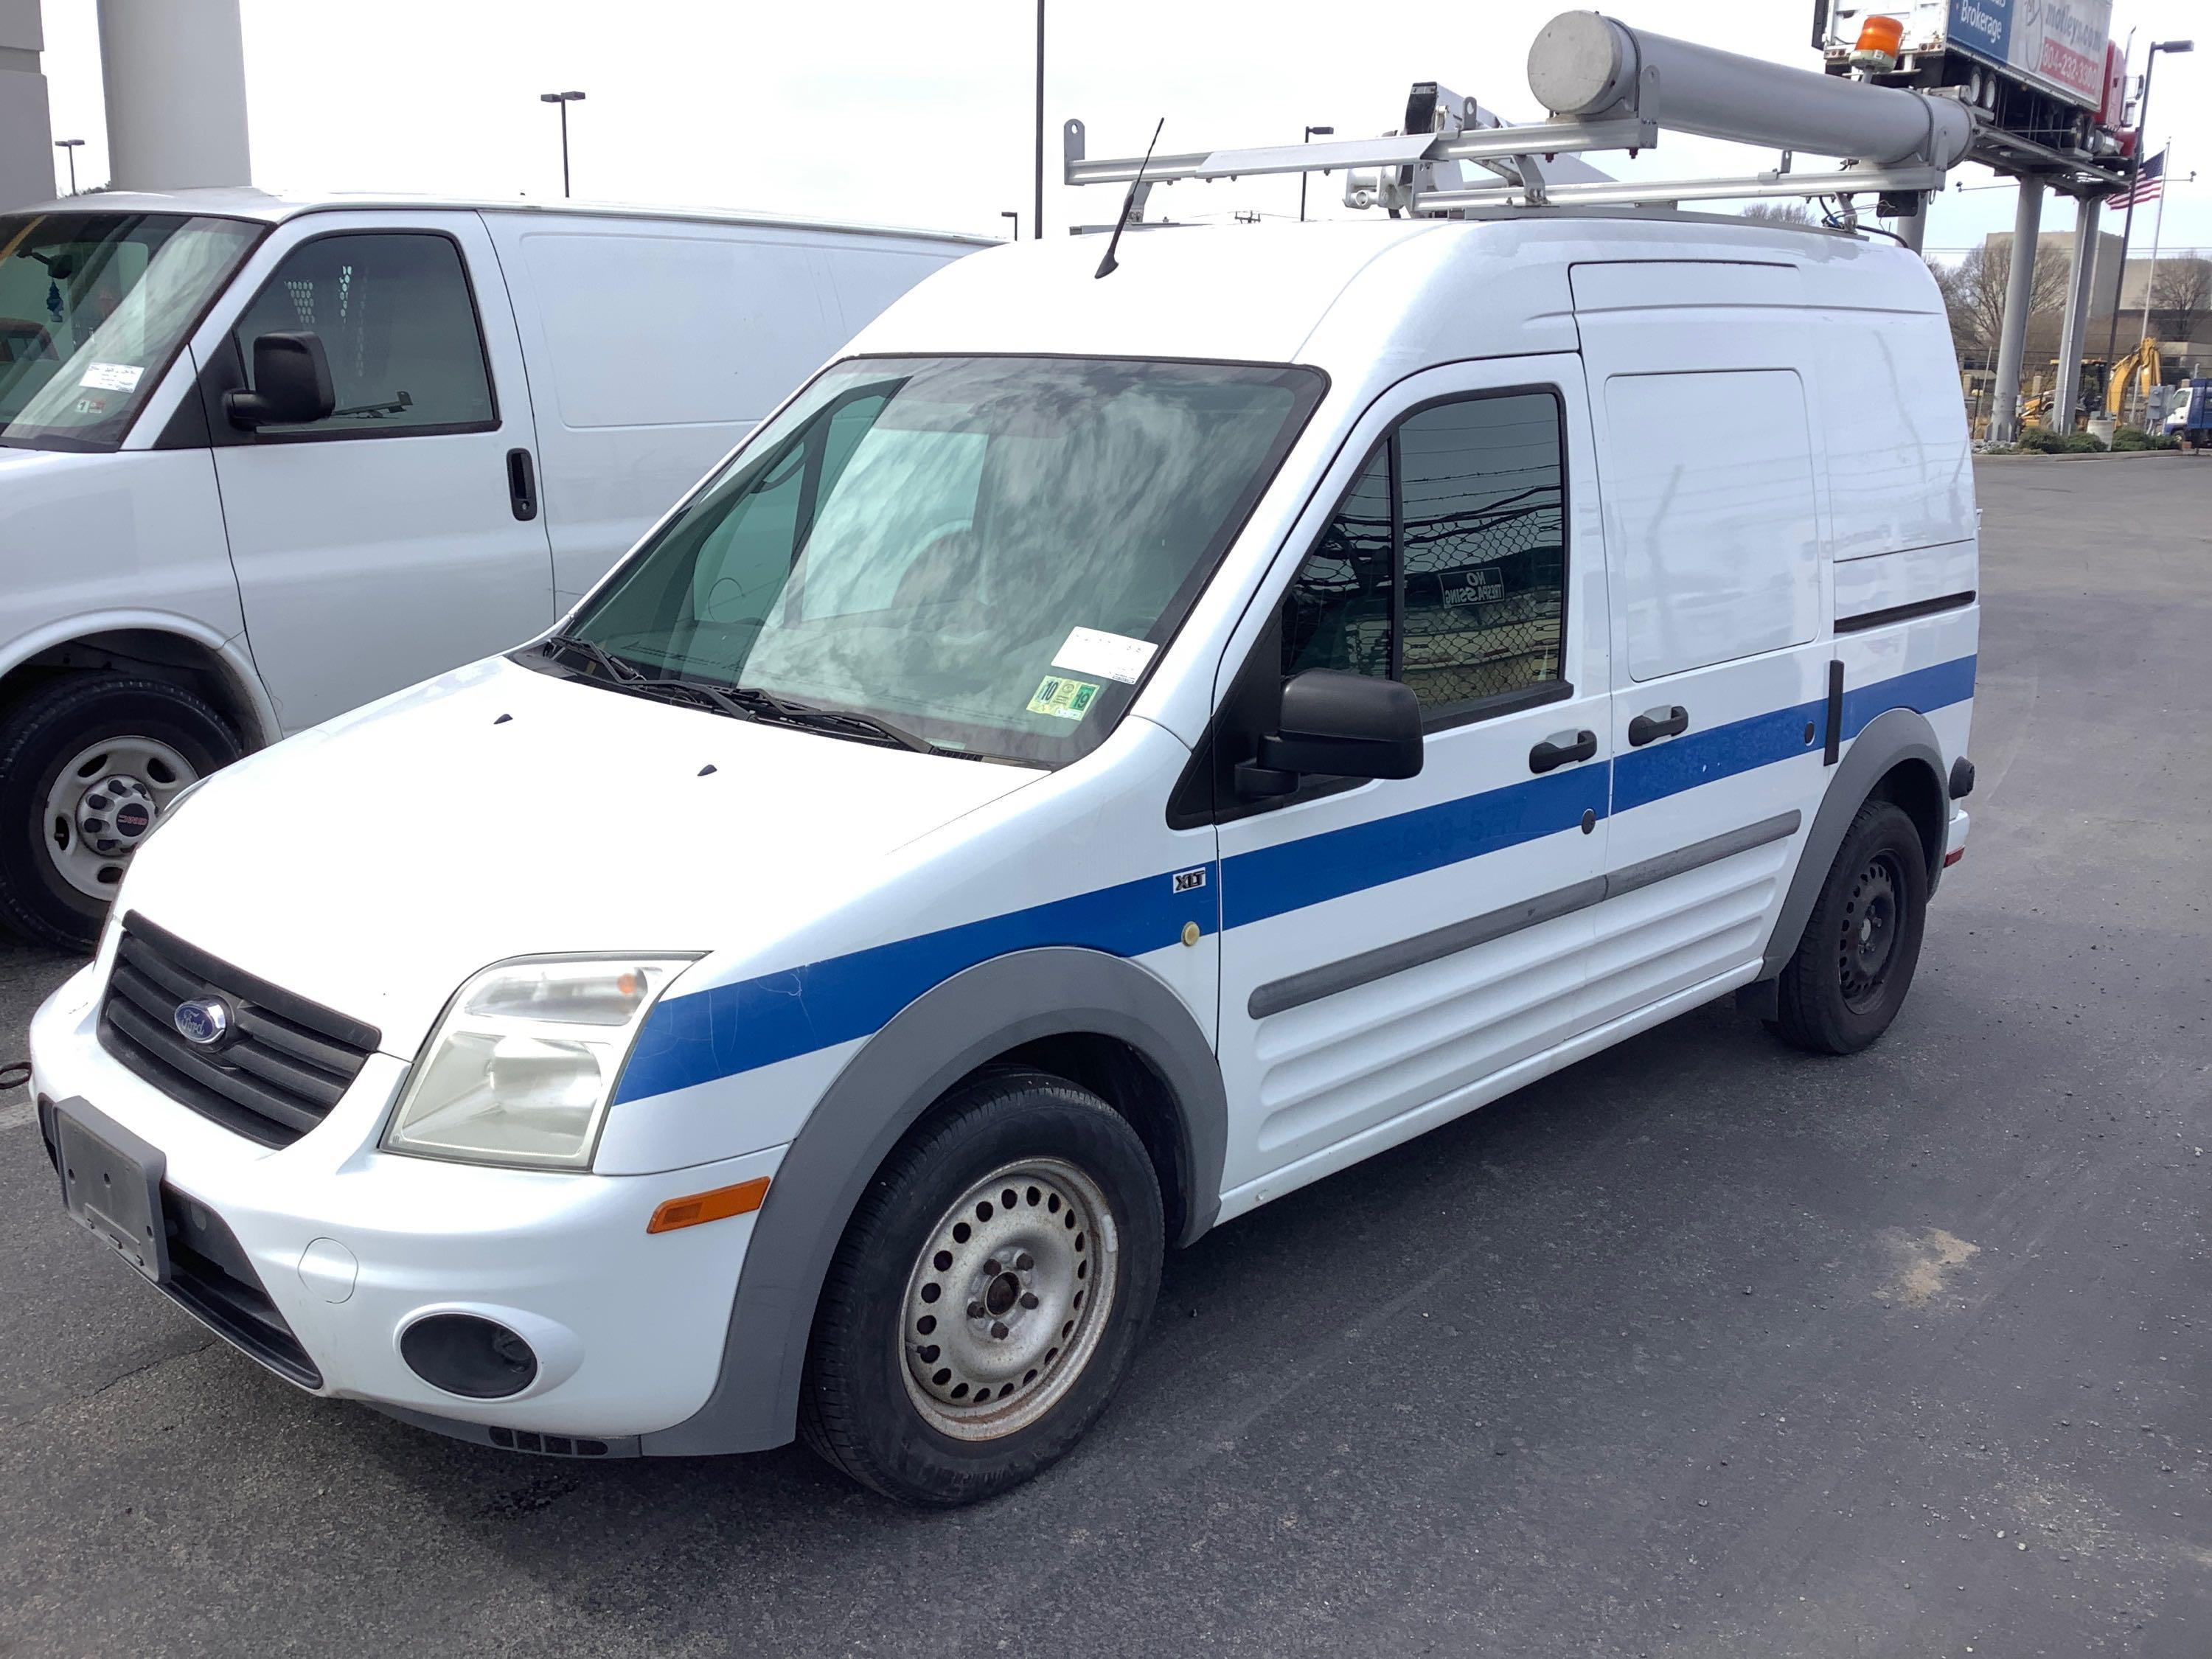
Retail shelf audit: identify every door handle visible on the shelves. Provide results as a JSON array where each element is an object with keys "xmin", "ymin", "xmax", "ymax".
[
  {"xmin": 1528, "ymin": 729, "xmax": 1597, "ymax": 774},
  {"xmin": 1628, "ymin": 704, "xmax": 1689, "ymax": 747},
  {"xmin": 506, "ymin": 448, "xmax": 538, "ymax": 522}
]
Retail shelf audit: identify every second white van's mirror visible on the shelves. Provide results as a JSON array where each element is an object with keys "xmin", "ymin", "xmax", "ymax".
[
  {"xmin": 1238, "ymin": 668, "xmax": 1424, "ymax": 799},
  {"xmin": 224, "ymin": 330, "xmax": 336, "ymax": 429}
]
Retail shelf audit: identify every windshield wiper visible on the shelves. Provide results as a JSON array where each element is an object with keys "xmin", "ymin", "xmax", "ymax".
[
  {"xmin": 540, "ymin": 636, "xmax": 955, "ymax": 757},
  {"xmin": 718, "ymin": 686, "xmax": 950, "ymax": 757}
]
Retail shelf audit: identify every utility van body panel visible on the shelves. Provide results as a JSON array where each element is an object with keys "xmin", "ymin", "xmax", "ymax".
[{"xmin": 29, "ymin": 212, "xmax": 1978, "ymax": 1464}]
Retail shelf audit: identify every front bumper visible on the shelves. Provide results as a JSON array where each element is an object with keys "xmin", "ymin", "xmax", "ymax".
[{"xmin": 29, "ymin": 963, "xmax": 780, "ymax": 1441}]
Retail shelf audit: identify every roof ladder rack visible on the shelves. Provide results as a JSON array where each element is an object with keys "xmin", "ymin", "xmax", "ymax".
[{"xmin": 1065, "ymin": 10, "xmax": 1978, "ymax": 229}]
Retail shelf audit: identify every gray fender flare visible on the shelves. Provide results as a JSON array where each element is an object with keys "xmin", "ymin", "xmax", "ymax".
[
  {"xmin": 1756, "ymin": 706, "xmax": 1949, "ymax": 981},
  {"xmin": 639, "ymin": 946, "xmax": 1226, "ymax": 1456}
]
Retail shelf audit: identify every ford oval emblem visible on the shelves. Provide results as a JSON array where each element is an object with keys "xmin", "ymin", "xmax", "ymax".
[{"xmin": 173, "ymin": 997, "xmax": 231, "ymax": 1046}]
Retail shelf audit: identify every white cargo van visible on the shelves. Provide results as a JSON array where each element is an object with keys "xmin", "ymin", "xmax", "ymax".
[
  {"xmin": 29, "ymin": 206, "xmax": 1978, "ymax": 1504},
  {"xmin": 0, "ymin": 191, "xmax": 980, "ymax": 945}
]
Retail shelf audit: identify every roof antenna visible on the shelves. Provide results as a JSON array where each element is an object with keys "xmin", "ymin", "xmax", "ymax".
[{"xmin": 1096, "ymin": 118, "xmax": 1164, "ymax": 279}]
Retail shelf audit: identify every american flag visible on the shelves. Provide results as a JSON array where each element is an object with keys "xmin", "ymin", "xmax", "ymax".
[{"xmin": 2112, "ymin": 149, "xmax": 2167, "ymax": 212}]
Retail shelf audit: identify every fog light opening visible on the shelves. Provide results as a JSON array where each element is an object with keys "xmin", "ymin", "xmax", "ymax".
[{"xmin": 400, "ymin": 1312, "xmax": 540, "ymax": 1399}]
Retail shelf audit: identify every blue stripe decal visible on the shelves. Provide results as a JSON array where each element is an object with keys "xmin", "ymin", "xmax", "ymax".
[
  {"xmin": 614, "ymin": 866, "xmax": 1218, "ymax": 1103},
  {"xmin": 619, "ymin": 652, "xmax": 1976, "ymax": 1099},
  {"xmin": 1221, "ymin": 763, "xmax": 1607, "ymax": 930}
]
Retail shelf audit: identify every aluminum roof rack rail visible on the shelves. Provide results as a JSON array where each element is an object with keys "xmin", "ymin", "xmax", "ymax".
[{"xmin": 1065, "ymin": 9, "xmax": 1983, "ymax": 229}]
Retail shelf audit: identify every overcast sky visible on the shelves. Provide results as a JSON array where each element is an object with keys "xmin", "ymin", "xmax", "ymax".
[{"xmin": 36, "ymin": 0, "xmax": 2212, "ymax": 263}]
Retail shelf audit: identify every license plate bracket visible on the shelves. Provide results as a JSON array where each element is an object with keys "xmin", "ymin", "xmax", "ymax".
[{"xmin": 52, "ymin": 1096, "xmax": 170, "ymax": 1284}]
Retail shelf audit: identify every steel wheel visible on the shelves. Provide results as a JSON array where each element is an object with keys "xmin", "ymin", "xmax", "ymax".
[
  {"xmin": 41, "ymin": 734, "xmax": 201, "ymax": 902},
  {"xmin": 1836, "ymin": 851, "xmax": 1903, "ymax": 1014},
  {"xmin": 897, "ymin": 1156, "xmax": 1119, "ymax": 1442}
]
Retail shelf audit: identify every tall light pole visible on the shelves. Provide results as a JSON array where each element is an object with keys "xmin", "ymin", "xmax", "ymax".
[
  {"xmin": 1299, "ymin": 125, "xmax": 1334, "ymax": 222},
  {"xmin": 1032, "ymin": 1, "xmax": 1045, "ymax": 238},
  {"xmin": 1001, "ymin": 210, "xmax": 1019, "ymax": 240},
  {"xmin": 539, "ymin": 91, "xmax": 586, "ymax": 198},
  {"xmin": 54, "ymin": 139, "xmax": 83, "ymax": 195},
  {"xmin": 2101, "ymin": 39, "xmax": 2194, "ymax": 388}
]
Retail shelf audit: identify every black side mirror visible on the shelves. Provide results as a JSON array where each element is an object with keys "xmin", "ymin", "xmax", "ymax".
[
  {"xmin": 224, "ymin": 330, "xmax": 335, "ymax": 429},
  {"xmin": 1237, "ymin": 668, "xmax": 1424, "ymax": 799}
]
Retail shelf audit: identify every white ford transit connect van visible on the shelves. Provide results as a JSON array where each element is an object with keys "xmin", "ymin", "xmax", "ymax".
[
  {"xmin": 31, "ymin": 212, "xmax": 1977, "ymax": 1505},
  {"xmin": 0, "ymin": 191, "xmax": 978, "ymax": 947}
]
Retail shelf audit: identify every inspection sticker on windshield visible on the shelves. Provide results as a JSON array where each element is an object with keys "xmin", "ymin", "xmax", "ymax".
[
  {"xmin": 1052, "ymin": 627, "xmax": 1157, "ymax": 686},
  {"xmin": 1026, "ymin": 675, "xmax": 1100, "ymax": 721},
  {"xmin": 79, "ymin": 361, "xmax": 144, "ymax": 393}
]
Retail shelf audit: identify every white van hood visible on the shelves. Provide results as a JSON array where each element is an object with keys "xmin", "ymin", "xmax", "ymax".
[{"xmin": 116, "ymin": 655, "xmax": 1042, "ymax": 1054}]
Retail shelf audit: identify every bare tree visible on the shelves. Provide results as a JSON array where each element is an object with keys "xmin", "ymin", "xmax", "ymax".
[
  {"xmin": 2151, "ymin": 257, "xmax": 2212, "ymax": 347},
  {"xmin": 1739, "ymin": 203, "xmax": 1815, "ymax": 225},
  {"xmin": 1933, "ymin": 236, "xmax": 2071, "ymax": 365}
]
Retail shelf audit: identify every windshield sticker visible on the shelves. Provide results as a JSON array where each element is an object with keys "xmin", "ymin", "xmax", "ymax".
[
  {"xmin": 1052, "ymin": 626, "xmax": 1158, "ymax": 686},
  {"xmin": 80, "ymin": 361, "xmax": 145, "ymax": 393},
  {"xmin": 1026, "ymin": 675, "xmax": 1100, "ymax": 721}
]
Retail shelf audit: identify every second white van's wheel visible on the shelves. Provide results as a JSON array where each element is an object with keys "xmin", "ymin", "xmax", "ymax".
[
  {"xmin": 1770, "ymin": 799, "xmax": 1930, "ymax": 1055},
  {"xmin": 800, "ymin": 1068, "xmax": 1164, "ymax": 1506},
  {"xmin": 0, "ymin": 676, "xmax": 243, "ymax": 950}
]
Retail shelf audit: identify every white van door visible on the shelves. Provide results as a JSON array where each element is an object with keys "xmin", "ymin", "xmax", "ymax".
[
  {"xmin": 1212, "ymin": 357, "xmax": 1612, "ymax": 1206},
  {"xmin": 1571, "ymin": 261, "xmax": 1833, "ymax": 1023},
  {"xmin": 204, "ymin": 212, "xmax": 554, "ymax": 732}
]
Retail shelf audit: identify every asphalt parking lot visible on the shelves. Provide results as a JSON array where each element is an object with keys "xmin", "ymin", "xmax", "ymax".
[{"xmin": 2, "ymin": 455, "xmax": 2208, "ymax": 1657}]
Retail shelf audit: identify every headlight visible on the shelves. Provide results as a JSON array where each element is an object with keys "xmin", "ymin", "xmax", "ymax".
[{"xmin": 383, "ymin": 956, "xmax": 695, "ymax": 1170}]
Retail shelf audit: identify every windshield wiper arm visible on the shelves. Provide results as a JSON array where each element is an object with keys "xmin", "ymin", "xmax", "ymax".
[{"xmin": 540, "ymin": 632, "xmax": 650, "ymax": 686}]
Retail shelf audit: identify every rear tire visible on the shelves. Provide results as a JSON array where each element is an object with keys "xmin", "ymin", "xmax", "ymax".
[
  {"xmin": 0, "ymin": 675, "xmax": 242, "ymax": 950},
  {"xmin": 1770, "ymin": 799, "xmax": 1930, "ymax": 1055},
  {"xmin": 799, "ymin": 1068, "xmax": 1164, "ymax": 1506}
]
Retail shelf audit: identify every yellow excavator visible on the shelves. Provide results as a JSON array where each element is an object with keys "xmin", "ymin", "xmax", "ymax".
[
  {"xmin": 2017, "ymin": 341, "xmax": 2166, "ymax": 430},
  {"xmin": 2105, "ymin": 338, "xmax": 2164, "ymax": 420}
]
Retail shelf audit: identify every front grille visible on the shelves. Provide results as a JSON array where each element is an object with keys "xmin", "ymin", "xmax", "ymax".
[
  {"xmin": 161, "ymin": 1183, "xmax": 321, "ymax": 1388},
  {"xmin": 97, "ymin": 911, "xmax": 380, "ymax": 1149}
]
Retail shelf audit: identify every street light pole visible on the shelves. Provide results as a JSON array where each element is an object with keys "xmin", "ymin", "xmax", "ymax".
[
  {"xmin": 1299, "ymin": 125, "xmax": 1334, "ymax": 222},
  {"xmin": 2101, "ymin": 40, "xmax": 2193, "ymax": 392},
  {"xmin": 1033, "ymin": 0, "xmax": 1045, "ymax": 239},
  {"xmin": 539, "ymin": 91, "xmax": 586, "ymax": 198},
  {"xmin": 54, "ymin": 139, "xmax": 83, "ymax": 195},
  {"xmin": 1001, "ymin": 210, "xmax": 1019, "ymax": 240}
]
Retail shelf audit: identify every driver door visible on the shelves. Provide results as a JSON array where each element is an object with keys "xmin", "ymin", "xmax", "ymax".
[
  {"xmin": 1211, "ymin": 357, "xmax": 1613, "ymax": 1208},
  {"xmin": 201, "ymin": 212, "xmax": 555, "ymax": 732}
]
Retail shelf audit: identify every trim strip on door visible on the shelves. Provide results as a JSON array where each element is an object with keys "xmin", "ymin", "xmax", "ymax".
[
  {"xmin": 1834, "ymin": 590, "xmax": 1976, "ymax": 635},
  {"xmin": 1246, "ymin": 810, "xmax": 1802, "ymax": 1018}
]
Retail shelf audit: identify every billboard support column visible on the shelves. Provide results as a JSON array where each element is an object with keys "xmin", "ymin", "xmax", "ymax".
[
  {"xmin": 2052, "ymin": 192, "xmax": 2104, "ymax": 434},
  {"xmin": 1989, "ymin": 175, "xmax": 2047, "ymax": 445}
]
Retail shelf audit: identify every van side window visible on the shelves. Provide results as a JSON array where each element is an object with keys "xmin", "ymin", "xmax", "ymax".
[
  {"xmin": 1280, "ymin": 389, "xmax": 1568, "ymax": 726},
  {"xmin": 1282, "ymin": 445, "xmax": 1392, "ymax": 680},
  {"xmin": 231, "ymin": 232, "xmax": 495, "ymax": 437},
  {"xmin": 1396, "ymin": 392, "xmax": 1566, "ymax": 718}
]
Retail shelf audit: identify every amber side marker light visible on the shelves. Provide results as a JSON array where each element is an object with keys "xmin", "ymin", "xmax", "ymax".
[{"xmin": 647, "ymin": 1177, "xmax": 771, "ymax": 1234}]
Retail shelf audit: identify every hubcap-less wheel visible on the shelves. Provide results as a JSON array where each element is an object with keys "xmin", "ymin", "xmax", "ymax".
[
  {"xmin": 42, "ymin": 735, "xmax": 199, "ymax": 901},
  {"xmin": 1837, "ymin": 852, "xmax": 1902, "ymax": 1013},
  {"xmin": 898, "ymin": 1157, "xmax": 1119, "ymax": 1441}
]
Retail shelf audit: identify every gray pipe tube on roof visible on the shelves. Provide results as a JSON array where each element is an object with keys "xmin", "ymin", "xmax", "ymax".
[{"xmin": 1528, "ymin": 11, "xmax": 1974, "ymax": 170}]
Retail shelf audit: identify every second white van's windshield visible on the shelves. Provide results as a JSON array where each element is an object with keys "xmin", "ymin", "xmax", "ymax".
[
  {"xmin": 0, "ymin": 212, "xmax": 263, "ymax": 451},
  {"xmin": 557, "ymin": 355, "xmax": 1325, "ymax": 765}
]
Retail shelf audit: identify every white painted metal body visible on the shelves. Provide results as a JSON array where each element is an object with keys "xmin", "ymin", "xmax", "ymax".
[{"xmin": 31, "ymin": 215, "xmax": 1980, "ymax": 1449}]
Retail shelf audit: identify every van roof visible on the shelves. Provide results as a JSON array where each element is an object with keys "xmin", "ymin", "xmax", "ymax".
[
  {"xmin": 10, "ymin": 185, "xmax": 995, "ymax": 247},
  {"xmin": 846, "ymin": 212, "xmax": 1944, "ymax": 383}
]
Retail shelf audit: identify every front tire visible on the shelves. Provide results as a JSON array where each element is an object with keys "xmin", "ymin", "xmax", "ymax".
[
  {"xmin": 1770, "ymin": 799, "xmax": 1930, "ymax": 1055},
  {"xmin": 799, "ymin": 1068, "xmax": 1164, "ymax": 1506},
  {"xmin": 0, "ymin": 675, "xmax": 242, "ymax": 950}
]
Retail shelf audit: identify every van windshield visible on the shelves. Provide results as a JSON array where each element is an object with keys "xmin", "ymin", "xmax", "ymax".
[
  {"xmin": 561, "ymin": 355, "xmax": 1326, "ymax": 766},
  {"xmin": 0, "ymin": 212, "xmax": 262, "ymax": 451}
]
